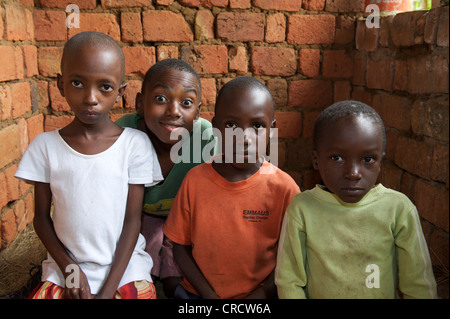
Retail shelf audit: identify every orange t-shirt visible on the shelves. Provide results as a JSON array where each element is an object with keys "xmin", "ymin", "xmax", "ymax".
[{"xmin": 162, "ymin": 161, "xmax": 300, "ymax": 298}]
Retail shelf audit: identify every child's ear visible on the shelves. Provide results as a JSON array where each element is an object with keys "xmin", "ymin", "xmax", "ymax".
[
  {"xmin": 57, "ymin": 74, "xmax": 64, "ymax": 97},
  {"xmin": 116, "ymin": 82, "xmax": 127, "ymax": 103},
  {"xmin": 311, "ymin": 150, "xmax": 319, "ymax": 170},
  {"xmin": 135, "ymin": 92, "xmax": 143, "ymax": 115}
]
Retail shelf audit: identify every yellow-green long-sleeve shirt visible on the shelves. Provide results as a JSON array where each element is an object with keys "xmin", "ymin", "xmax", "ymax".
[{"xmin": 275, "ymin": 184, "xmax": 437, "ymax": 299}]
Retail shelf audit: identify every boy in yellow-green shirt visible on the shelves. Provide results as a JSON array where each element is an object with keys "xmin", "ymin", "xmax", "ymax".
[{"xmin": 275, "ymin": 100, "xmax": 437, "ymax": 299}]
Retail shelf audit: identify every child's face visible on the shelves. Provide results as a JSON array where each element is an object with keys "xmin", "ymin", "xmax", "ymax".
[
  {"xmin": 136, "ymin": 68, "xmax": 201, "ymax": 146},
  {"xmin": 57, "ymin": 46, "xmax": 125, "ymax": 125},
  {"xmin": 312, "ymin": 115, "xmax": 384, "ymax": 203},
  {"xmin": 213, "ymin": 87, "xmax": 275, "ymax": 169}
]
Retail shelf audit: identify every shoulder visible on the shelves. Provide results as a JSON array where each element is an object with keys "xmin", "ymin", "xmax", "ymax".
[
  {"xmin": 373, "ymin": 184, "xmax": 414, "ymax": 208},
  {"xmin": 262, "ymin": 163, "xmax": 300, "ymax": 190}
]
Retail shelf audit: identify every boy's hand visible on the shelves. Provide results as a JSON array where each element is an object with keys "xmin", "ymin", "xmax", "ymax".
[{"xmin": 63, "ymin": 267, "xmax": 92, "ymax": 299}]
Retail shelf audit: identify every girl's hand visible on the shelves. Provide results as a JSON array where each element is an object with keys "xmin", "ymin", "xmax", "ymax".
[{"xmin": 63, "ymin": 266, "xmax": 92, "ymax": 299}]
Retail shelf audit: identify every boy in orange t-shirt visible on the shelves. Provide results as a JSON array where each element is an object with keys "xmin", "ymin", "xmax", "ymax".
[{"xmin": 162, "ymin": 77, "xmax": 300, "ymax": 299}]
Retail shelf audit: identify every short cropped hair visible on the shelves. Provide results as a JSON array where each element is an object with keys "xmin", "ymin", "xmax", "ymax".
[
  {"xmin": 61, "ymin": 31, "xmax": 125, "ymax": 81},
  {"xmin": 313, "ymin": 100, "xmax": 386, "ymax": 152},
  {"xmin": 216, "ymin": 76, "xmax": 275, "ymax": 116},
  {"xmin": 142, "ymin": 59, "xmax": 202, "ymax": 97}
]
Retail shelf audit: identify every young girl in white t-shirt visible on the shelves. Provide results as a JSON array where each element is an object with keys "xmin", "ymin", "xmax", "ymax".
[{"xmin": 15, "ymin": 31, "xmax": 163, "ymax": 299}]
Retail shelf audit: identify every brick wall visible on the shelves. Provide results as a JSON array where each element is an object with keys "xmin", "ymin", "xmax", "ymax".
[{"xmin": 0, "ymin": 0, "xmax": 448, "ymax": 281}]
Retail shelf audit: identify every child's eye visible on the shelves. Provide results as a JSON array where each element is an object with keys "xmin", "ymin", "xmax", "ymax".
[
  {"xmin": 330, "ymin": 155, "xmax": 343, "ymax": 162},
  {"xmin": 181, "ymin": 99, "xmax": 194, "ymax": 107},
  {"xmin": 71, "ymin": 80, "xmax": 83, "ymax": 88},
  {"xmin": 155, "ymin": 95, "xmax": 167, "ymax": 102},
  {"xmin": 225, "ymin": 122, "xmax": 238, "ymax": 129},
  {"xmin": 253, "ymin": 123, "xmax": 265, "ymax": 130},
  {"xmin": 101, "ymin": 84, "xmax": 114, "ymax": 92},
  {"xmin": 363, "ymin": 156, "xmax": 376, "ymax": 164}
]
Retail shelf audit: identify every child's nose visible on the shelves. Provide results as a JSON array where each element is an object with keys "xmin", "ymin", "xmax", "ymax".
[
  {"xmin": 345, "ymin": 162, "xmax": 362, "ymax": 179},
  {"xmin": 84, "ymin": 88, "xmax": 98, "ymax": 105},
  {"xmin": 166, "ymin": 101, "xmax": 182, "ymax": 117}
]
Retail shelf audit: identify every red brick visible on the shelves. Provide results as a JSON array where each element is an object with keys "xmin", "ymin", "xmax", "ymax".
[
  {"xmin": 157, "ymin": 46, "xmax": 179, "ymax": 61},
  {"xmin": 274, "ymin": 112, "xmax": 302, "ymax": 138},
  {"xmin": 373, "ymin": 93, "xmax": 411, "ymax": 132},
  {"xmin": 181, "ymin": 45, "xmax": 228, "ymax": 74},
  {"xmin": 287, "ymin": 15, "xmax": 335, "ymax": 44},
  {"xmin": 303, "ymin": 111, "xmax": 321, "ymax": 139},
  {"xmin": 411, "ymin": 97, "xmax": 449, "ymax": 142},
  {"xmin": 407, "ymin": 55, "xmax": 448, "ymax": 94},
  {"xmin": 424, "ymin": 7, "xmax": 440, "ymax": 45},
  {"xmin": 44, "ymin": 115, "xmax": 74, "ymax": 132},
  {"xmin": 322, "ymin": 50, "xmax": 353, "ymax": 79},
  {"xmin": 333, "ymin": 81, "xmax": 351, "ymax": 103},
  {"xmin": 253, "ymin": 0, "xmax": 302, "ymax": 11},
  {"xmin": 123, "ymin": 79, "xmax": 142, "ymax": 109},
  {"xmin": 229, "ymin": 46, "xmax": 248, "ymax": 75},
  {"xmin": 230, "ymin": 0, "xmax": 251, "ymax": 9},
  {"xmin": 266, "ymin": 13, "xmax": 286, "ymax": 43},
  {"xmin": 22, "ymin": 45, "xmax": 38, "ymax": 78},
  {"xmin": 0, "ymin": 125, "xmax": 22, "ymax": 169},
  {"xmin": 0, "ymin": 85, "xmax": 12, "ymax": 121},
  {"xmin": 195, "ymin": 10, "xmax": 215, "ymax": 41},
  {"xmin": 391, "ymin": 11, "xmax": 426, "ymax": 47},
  {"xmin": 366, "ymin": 55, "xmax": 394, "ymax": 91},
  {"xmin": 5, "ymin": 165, "xmax": 19, "ymax": 203},
  {"xmin": 68, "ymin": 13, "xmax": 121, "ymax": 42},
  {"xmin": 355, "ymin": 20, "xmax": 379, "ymax": 51},
  {"xmin": 351, "ymin": 87, "xmax": 372, "ymax": 106},
  {"xmin": 437, "ymin": 6, "xmax": 449, "ymax": 47},
  {"xmin": 1, "ymin": 209, "xmax": 17, "ymax": 248},
  {"xmin": 10, "ymin": 82, "xmax": 31, "ymax": 119},
  {"xmin": 0, "ymin": 173, "xmax": 8, "ymax": 209},
  {"xmin": 40, "ymin": 0, "xmax": 97, "ymax": 9},
  {"xmin": 38, "ymin": 47, "xmax": 63, "ymax": 77},
  {"xmin": 3, "ymin": 4, "xmax": 33, "ymax": 41},
  {"xmin": 155, "ymin": 0, "xmax": 174, "ymax": 4},
  {"xmin": 101, "ymin": 0, "xmax": 151, "ymax": 8},
  {"xmin": 0, "ymin": 7, "xmax": 3, "ymax": 40},
  {"xmin": 393, "ymin": 59, "xmax": 408, "ymax": 92},
  {"xmin": 143, "ymin": 11, "xmax": 193, "ymax": 42},
  {"xmin": 335, "ymin": 15, "xmax": 355, "ymax": 45},
  {"xmin": 18, "ymin": 118, "xmax": 28, "ymax": 154},
  {"xmin": 48, "ymin": 81, "xmax": 70, "ymax": 112},
  {"xmin": 33, "ymin": 10, "xmax": 67, "ymax": 41},
  {"xmin": 15, "ymin": 199, "xmax": 26, "ymax": 233},
  {"xmin": 26, "ymin": 114, "xmax": 44, "ymax": 144},
  {"xmin": 325, "ymin": 0, "xmax": 364, "ymax": 12},
  {"xmin": 288, "ymin": 80, "xmax": 333, "ymax": 108},
  {"xmin": 200, "ymin": 78, "xmax": 217, "ymax": 107},
  {"xmin": 178, "ymin": 0, "xmax": 228, "ymax": 7},
  {"xmin": 14, "ymin": 47, "xmax": 24, "ymax": 80},
  {"xmin": 217, "ymin": 12, "xmax": 264, "ymax": 42},
  {"xmin": 267, "ymin": 78, "xmax": 288, "ymax": 107},
  {"xmin": 303, "ymin": 0, "xmax": 325, "ymax": 11},
  {"xmin": 431, "ymin": 143, "xmax": 449, "ymax": 184},
  {"xmin": 379, "ymin": 16, "xmax": 394, "ymax": 47},
  {"xmin": 121, "ymin": 12, "xmax": 143, "ymax": 44},
  {"xmin": 37, "ymin": 80, "xmax": 49, "ymax": 109},
  {"xmin": 394, "ymin": 137, "xmax": 433, "ymax": 180},
  {"xmin": 123, "ymin": 46, "xmax": 156, "ymax": 77},
  {"xmin": 414, "ymin": 180, "xmax": 449, "ymax": 232},
  {"xmin": 0, "ymin": 46, "xmax": 18, "ymax": 82},
  {"xmin": 251, "ymin": 47, "xmax": 296, "ymax": 76},
  {"xmin": 298, "ymin": 49, "xmax": 320, "ymax": 78}
]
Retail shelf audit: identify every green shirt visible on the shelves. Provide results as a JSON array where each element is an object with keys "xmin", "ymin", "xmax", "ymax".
[
  {"xmin": 275, "ymin": 184, "xmax": 437, "ymax": 299},
  {"xmin": 116, "ymin": 113, "xmax": 215, "ymax": 217}
]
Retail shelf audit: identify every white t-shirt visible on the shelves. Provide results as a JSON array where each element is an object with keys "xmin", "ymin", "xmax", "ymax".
[{"xmin": 15, "ymin": 128, "xmax": 164, "ymax": 293}]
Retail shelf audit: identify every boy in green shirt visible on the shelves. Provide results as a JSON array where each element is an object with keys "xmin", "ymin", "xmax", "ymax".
[
  {"xmin": 275, "ymin": 100, "xmax": 437, "ymax": 299},
  {"xmin": 116, "ymin": 59, "xmax": 215, "ymax": 297}
]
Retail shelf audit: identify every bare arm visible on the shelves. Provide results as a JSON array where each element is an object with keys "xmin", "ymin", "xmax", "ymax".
[
  {"xmin": 173, "ymin": 243, "xmax": 219, "ymax": 299},
  {"xmin": 95, "ymin": 184, "xmax": 144, "ymax": 299},
  {"xmin": 33, "ymin": 182, "xmax": 91, "ymax": 299}
]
